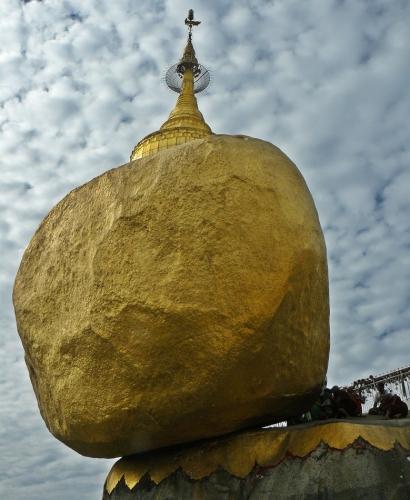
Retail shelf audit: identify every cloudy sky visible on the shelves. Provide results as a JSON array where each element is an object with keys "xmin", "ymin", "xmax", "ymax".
[{"xmin": 1, "ymin": 0, "xmax": 409, "ymax": 498}]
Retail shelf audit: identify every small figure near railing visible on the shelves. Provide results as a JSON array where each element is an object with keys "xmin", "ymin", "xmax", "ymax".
[{"xmin": 369, "ymin": 382, "xmax": 408, "ymax": 418}]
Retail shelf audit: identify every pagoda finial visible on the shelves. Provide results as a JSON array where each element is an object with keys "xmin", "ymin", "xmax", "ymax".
[
  {"xmin": 130, "ymin": 10, "xmax": 212, "ymax": 161},
  {"xmin": 185, "ymin": 9, "xmax": 201, "ymax": 37},
  {"xmin": 166, "ymin": 11, "xmax": 210, "ymax": 94}
]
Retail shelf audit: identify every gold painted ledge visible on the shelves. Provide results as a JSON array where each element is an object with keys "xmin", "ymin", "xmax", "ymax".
[{"xmin": 105, "ymin": 418, "xmax": 410, "ymax": 494}]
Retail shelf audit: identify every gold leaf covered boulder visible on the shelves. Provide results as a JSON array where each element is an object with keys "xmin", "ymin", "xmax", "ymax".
[{"xmin": 13, "ymin": 135, "xmax": 329, "ymax": 458}]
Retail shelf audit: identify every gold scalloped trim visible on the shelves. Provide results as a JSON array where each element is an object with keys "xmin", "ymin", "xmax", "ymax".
[{"xmin": 105, "ymin": 420, "xmax": 410, "ymax": 494}]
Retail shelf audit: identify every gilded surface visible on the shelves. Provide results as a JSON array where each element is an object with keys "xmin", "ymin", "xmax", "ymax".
[
  {"xmin": 105, "ymin": 420, "xmax": 410, "ymax": 493},
  {"xmin": 130, "ymin": 53, "xmax": 212, "ymax": 160},
  {"xmin": 13, "ymin": 135, "xmax": 329, "ymax": 458}
]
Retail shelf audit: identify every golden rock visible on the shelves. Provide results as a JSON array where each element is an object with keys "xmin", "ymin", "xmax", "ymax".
[{"xmin": 13, "ymin": 134, "xmax": 329, "ymax": 458}]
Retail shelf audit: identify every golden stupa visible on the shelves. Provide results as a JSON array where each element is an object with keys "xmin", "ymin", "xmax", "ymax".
[
  {"xmin": 130, "ymin": 18, "xmax": 212, "ymax": 160},
  {"xmin": 13, "ymin": 11, "xmax": 329, "ymax": 458}
]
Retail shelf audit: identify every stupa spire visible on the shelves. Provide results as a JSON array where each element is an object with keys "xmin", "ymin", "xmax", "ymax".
[{"xmin": 130, "ymin": 10, "xmax": 212, "ymax": 161}]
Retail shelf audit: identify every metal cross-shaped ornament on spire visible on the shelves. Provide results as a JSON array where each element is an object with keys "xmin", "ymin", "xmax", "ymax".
[{"xmin": 185, "ymin": 9, "xmax": 201, "ymax": 39}]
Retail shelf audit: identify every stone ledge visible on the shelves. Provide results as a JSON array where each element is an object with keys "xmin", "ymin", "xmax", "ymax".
[{"xmin": 104, "ymin": 418, "xmax": 410, "ymax": 496}]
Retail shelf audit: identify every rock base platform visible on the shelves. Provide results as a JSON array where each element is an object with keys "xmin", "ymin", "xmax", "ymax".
[{"xmin": 103, "ymin": 418, "xmax": 410, "ymax": 500}]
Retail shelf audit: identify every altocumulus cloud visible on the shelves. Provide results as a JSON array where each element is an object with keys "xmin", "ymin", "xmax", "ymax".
[{"xmin": 1, "ymin": 0, "xmax": 410, "ymax": 498}]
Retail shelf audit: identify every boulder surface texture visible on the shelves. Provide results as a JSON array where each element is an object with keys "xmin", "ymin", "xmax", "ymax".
[{"xmin": 13, "ymin": 134, "xmax": 329, "ymax": 458}]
